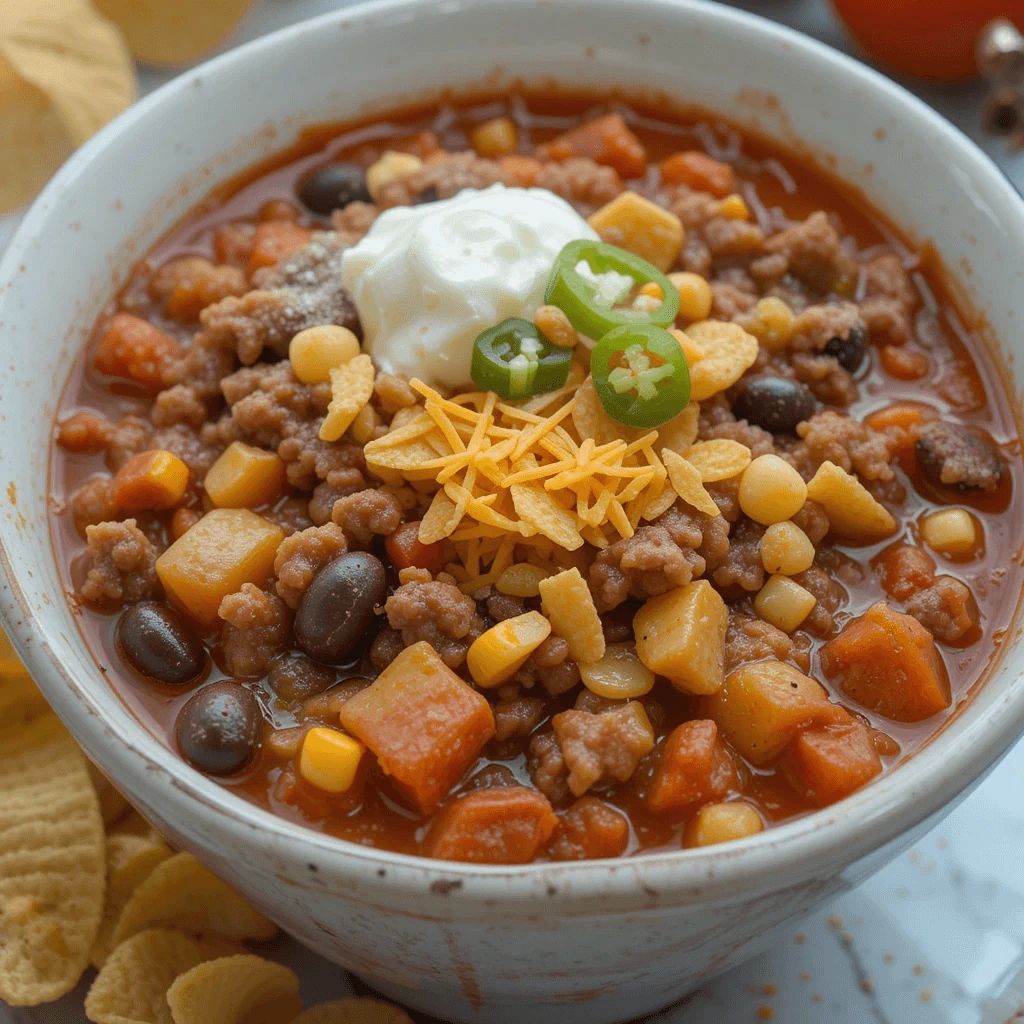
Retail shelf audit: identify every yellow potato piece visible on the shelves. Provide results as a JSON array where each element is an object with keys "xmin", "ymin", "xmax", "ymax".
[
  {"xmin": 0, "ymin": 711, "xmax": 104, "ymax": 1006},
  {"xmin": 0, "ymin": 0, "xmax": 135, "ymax": 214},
  {"xmin": 291, "ymin": 998, "xmax": 414, "ymax": 1024},
  {"xmin": 588, "ymin": 191, "xmax": 684, "ymax": 273},
  {"xmin": 680, "ymin": 320, "xmax": 759, "ymax": 401},
  {"xmin": 166, "ymin": 954, "xmax": 302, "ymax": 1024},
  {"xmin": 203, "ymin": 442, "xmax": 285, "ymax": 510},
  {"xmin": 661, "ymin": 448, "xmax": 720, "ymax": 517},
  {"xmin": 91, "ymin": 833, "xmax": 173, "ymax": 968},
  {"xmin": 684, "ymin": 439, "xmax": 752, "ymax": 482},
  {"xmin": 84, "ymin": 929, "xmax": 241, "ymax": 1024},
  {"xmin": 110, "ymin": 852, "xmax": 277, "ymax": 949},
  {"xmin": 805, "ymin": 460, "xmax": 896, "ymax": 540},
  {"xmin": 92, "ymin": 0, "xmax": 254, "ymax": 66},
  {"xmin": 320, "ymin": 354, "xmax": 375, "ymax": 442},
  {"xmin": 538, "ymin": 567, "xmax": 605, "ymax": 664}
]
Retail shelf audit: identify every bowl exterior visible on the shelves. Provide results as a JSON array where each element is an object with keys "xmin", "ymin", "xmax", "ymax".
[{"xmin": 2, "ymin": 1, "xmax": 1024, "ymax": 1020}]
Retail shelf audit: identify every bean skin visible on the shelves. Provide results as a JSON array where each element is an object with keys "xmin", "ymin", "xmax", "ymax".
[
  {"xmin": 298, "ymin": 164, "xmax": 371, "ymax": 215},
  {"xmin": 116, "ymin": 602, "xmax": 207, "ymax": 687},
  {"xmin": 176, "ymin": 681, "xmax": 262, "ymax": 776},
  {"xmin": 732, "ymin": 376, "xmax": 817, "ymax": 434}
]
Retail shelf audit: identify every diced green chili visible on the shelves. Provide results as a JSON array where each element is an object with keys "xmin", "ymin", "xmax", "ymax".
[
  {"xmin": 544, "ymin": 240, "xmax": 679, "ymax": 340},
  {"xmin": 470, "ymin": 318, "xmax": 572, "ymax": 400}
]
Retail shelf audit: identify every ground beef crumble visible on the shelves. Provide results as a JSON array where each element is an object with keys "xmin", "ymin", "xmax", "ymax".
[
  {"xmin": 79, "ymin": 519, "xmax": 160, "ymax": 608},
  {"xmin": 331, "ymin": 488, "xmax": 404, "ymax": 546},
  {"xmin": 218, "ymin": 584, "xmax": 293, "ymax": 678},
  {"xmin": 273, "ymin": 523, "xmax": 348, "ymax": 609},
  {"xmin": 384, "ymin": 579, "xmax": 483, "ymax": 669},
  {"xmin": 916, "ymin": 421, "xmax": 1004, "ymax": 492},
  {"xmin": 725, "ymin": 613, "xmax": 812, "ymax": 673}
]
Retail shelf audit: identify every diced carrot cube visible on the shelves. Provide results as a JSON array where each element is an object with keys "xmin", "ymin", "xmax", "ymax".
[
  {"xmin": 93, "ymin": 312, "xmax": 182, "ymax": 392},
  {"xmin": 425, "ymin": 786, "xmax": 558, "ymax": 864},
  {"xmin": 819, "ymin": 601, "xmax": 951, "ymax": 722},
  {"xmin": 701, "ymin": 659, "xmax": 847, "ymax": 766},
  {"xmin": 248, "ymin": 222, "xmax": 312, "ymax": 272},
  {"xmin": 647, "ymin": 719, "xmax": 741, "ymax": 812},
  {"xmin": 660, "ymin": 151, "xmax": 736, "ymax": 198},
  {"xmin": 384, "ymin": 521, "xmax": 447, "ymax": 572},
  {"xmin": 339, "ymin": 641, "xmax": 496, "ymax": 815},
  {"xmin": 536, "ymin": 113, "xmax": 646, "ymax": 179},
  {"xmin": 782, "ymin": 721, "xmax": 882, "ymax": 807},
  {"xmin": 112, "ymin": 450, "xmax": 190, "ymax": 512},
  {"xmin": 155, "ymin": 508, "xmax": 284, "ymax": 627},
  {"xmin": 875, "ymin": 543, "xmax": 936, "ymax": 601},
  {"xmin": 214, "ymin": 222, "xmax": 256, "ymax": 268}
]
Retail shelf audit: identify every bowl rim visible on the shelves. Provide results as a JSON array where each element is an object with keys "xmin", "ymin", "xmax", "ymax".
[{"xmin": 3, "ymin": 0, "xmax": 1024, "ymax": 905}]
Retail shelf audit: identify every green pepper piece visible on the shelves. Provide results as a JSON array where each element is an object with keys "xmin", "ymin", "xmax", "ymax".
[
  {"xmin": 590, "ymin": 324, "xmax": 690, "ymax": 428},
  {"xmin": 470, "ymin": 318, "xmax": 572, "ymax": 400},
  {"xmin": 544, "ymin": 240, "xmax": 679, "ymax": 340}
]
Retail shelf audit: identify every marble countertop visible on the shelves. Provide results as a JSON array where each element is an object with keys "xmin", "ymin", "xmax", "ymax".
[{"xmin": 3, "ymin": 2, "xmax": 1023, "ymax": 1021}]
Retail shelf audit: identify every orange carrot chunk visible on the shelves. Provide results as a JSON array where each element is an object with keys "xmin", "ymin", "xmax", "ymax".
[
  {"xmin": 248, "ymin": 221, "xmax": 312, "ymax": 272},
  {"xmin": 782, "ymin": 721, "xmax": 883, "ymax": 807},
  {"xmin": 660, "ymin": 151, "xmax": 735, "ymax": 198},
  {"xmin": 112, "ymin": 449, "xmax": 190, "ymax": 512},
  {"xmin": 820, "ymin": 601, "xmax": 951, "ymax": 723},
  {"xmin": 647, "ymin": 720, "xmax": 741, "ymax": 812},
  {"xmin": 536, "ymin": 113, "xmax": 646, "ymax": 179},
  {"xmin": 93, "ymin": 312, "xmax": 182, "ymax": 392},
  {"xmin": 339, "ymin": 642, "xmax": 496, "ymax": 815},
  {"xmin": 425, "ymin": 786, "xmax": 558, "ymax": 864}
]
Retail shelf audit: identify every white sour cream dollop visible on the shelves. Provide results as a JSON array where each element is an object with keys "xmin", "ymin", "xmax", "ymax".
[{"xmin": 341, "ymin": 184, "xmax": 598, "ymax": 388}]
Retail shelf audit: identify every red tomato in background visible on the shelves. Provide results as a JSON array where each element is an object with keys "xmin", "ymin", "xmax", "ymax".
[{"xmin": 830, "ymin": 0, "xmax": 1024, "ymax": 81}]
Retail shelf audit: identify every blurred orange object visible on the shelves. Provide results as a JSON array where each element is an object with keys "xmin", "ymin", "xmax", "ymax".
[
  {"xmin": 830, "ymin": 0, "xmax": 1023, "ymax": 81},
  {"xmin": 0, "ymin": 626, "xmax": 28, "ymax": 677}
]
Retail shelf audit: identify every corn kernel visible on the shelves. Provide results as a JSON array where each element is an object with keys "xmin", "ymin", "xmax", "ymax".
[
  {"xmin": 741, "ymin": 297, "xmax": 794, "ymax": 352},
  {"xmin": 760, "ymin": 521, "xmax": 815, "ymax": 575},
  {"xmin": 754, "ymin": 574, "xmax": 817, "ymax": 633},
  {"xmin": 299, "ymin": 727, "xmax": 365, "ymax": 794},
  {"xmin": 366, "ymin": 151, "xmax": 424, "ymax": 202},
  {"xmin": 289, "ymin": 325, "xmax": 360, "ymax": 384},
  {"xmin": 739, "ymin": 454, "xmax": 807, "ymax": 525},
  {"xmin": 717, "ymin": 194, "xmax": 750, "ymax": 220},
  {"xmin": 579, "ymin": 642, "xmax": 655, "ymax": 699},
  {"xmin": 348, "ymin": 403, "xmax": 381, "ymax": 445},
  {"xmin": 467, "ymin": 611, "xmax": 552, "ymax": 688},
  {"xmin": 534, "ymin": 305, "xmax": 578, "ymax": 348},
  {"xmin": 639, "ymin": 281, "xmax": 664, "ymax": 299},
  {"xmin": 496, "ymin": 563, "xmax": 553, "ymax": 598},
  {"xmin": 921, "ymin": 508, "xmax": 977, "ymax": 555},
  {"xmin": 631, "ymin": 293, "xmax": 662, "ymax": 313},
  {"xmin": 668, "ymin": 272, "xmax": 713, "ymax": 322},
  {"xmin": 471, "ymin": 117, "xmax": 518, "ymax": 158},
  {"xmin": 684, "ymin": 801, "xmax": 763, "ymax": 848}
]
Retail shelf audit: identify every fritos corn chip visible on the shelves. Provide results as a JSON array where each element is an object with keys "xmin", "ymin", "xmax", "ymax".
[
  {"xmin": 654, "ymin": 402, "xmax": 701, "ymax": 456},
  {"xmin": 538, "ymin": 568, "xmax": 605, "ymax": 664},
  {"xmin": 166, "ymin": 954, "xmax": 302, "ymax": 1024},
  {"xmin": 418, "ymin": 490, "xmax": 461, "ymax": 544},
  {"xmin": 110, "ymin": 852, "xmax": 277, "ymax": 948},
  {"xmin": 84, "ymin": 928, "xmax": 241, "ymax": 1024},
  {"xmin": 679, "ymin": 321, "xmax": 759, "ymax": 401},
  {"xmin": 806, "ymin": 460, "xmax": 897, "ymax": 539},
  {"xmin": 0, "ymin": 710, "xmax": 104, "ymax": 1006},
  {"xmin": 684, "ymin": 439, "xmax": 752, "ymax": 482},
  {"xmin": 320, "ymin": 354, "xmax": 375, "ymax": 442},
  {"xmin": 511, "ymin": 484, "xmax": 583, "ymax": 551},
  {"xmin": 91, "ymin": 833, "xmax": 173, "ymax": 968},
  {"xmin": 662, "ymin": 449, "xmax": 720, "ymax": 517},
  {"xmin": 291, "ymin": 998, "xmax": 414, "ymax": 1024}
]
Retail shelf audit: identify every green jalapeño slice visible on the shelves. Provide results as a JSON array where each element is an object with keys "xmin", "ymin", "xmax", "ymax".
[
  {"xmin": 544, "ymin": 240, "xmax": 679, "ymax": 340},
  {"xmin": 591, "ymin": 324, "xmax": 690, "ymax": 428},
  {"xmin": 470, "ymin": 318, "xmax": 572, "ymax": 400}
]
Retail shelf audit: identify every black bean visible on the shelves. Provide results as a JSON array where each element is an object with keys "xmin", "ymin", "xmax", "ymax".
[
  {"xmin": 823, "ymin": 320, "xmax": 868, "ymax": 373},
  {"xmin": 294, "ymin": 552, "xmax": 387, "ymax": 664},
  {"xmin": 297, "ymin": 164, "xmax": 370, "ymax": 215},
  {"xmin": 267, "ymin": 653, "xmax": 335, "ymax": 704},
  {"xmin": 732, "ymin": 376, "xmax": 817, "ymax": 434},
  {"xmin": 115, "ymin": 602, "xmax": 207, "ymax": 687},
  {"xmin": 916, "ymin": 421, "xmax": 1004, "ymax": 492},
  {"xmin": 176, "ymin": 681, "xmax": 262, "ymax": 776}
]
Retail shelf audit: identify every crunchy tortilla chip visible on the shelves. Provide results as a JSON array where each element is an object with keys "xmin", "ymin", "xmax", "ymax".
[
  {"xmin": 291, "ymin": 999, "xmax": 414, "ymax": 1024},
  {"xmin": 84, "ymin": 928, "xmax": 241, "ymax": 1024},
  {"xmin": 511, "ymin": 484, "xmax": 583, "ymax": 550},
  {"xmin": 0, "ymin": 711, "xmax": 105, "ymax": 1006},
  {"xmin": 805, "ymin": 460, "xmax": 896, "ymax": 540},
  {"xmin": 111, "ymin": 852, "xmax": 276, "ymax": 949},
  {"xmin": 662, "ymin": 449, "xmax": 720, "ymax": 517},
  {"xmin": 91, "ymin": 833, "xmax": 173, "ymax": 968},
  {"xmin": 92, "ymin": 0, "xmax": 254, "ymax": 67},
  {"xmin": 685, "ymin": 439, "xmax": 752, "ymax": 482},
  {"xmin": 418, "ymin": 490, "xmax": 460, "ymax": 543},
  {"xmin": 320, "ymin": 354, "xmax": 375, "ymax": 442},
  {"xmin": 680, "ymin": 321, "xmax": 759, "ymax": 401},
  {"xmin": 655, "ymin": 403, "xmax": 700, "ymax": 455},
  {"xmin": 166, "ymin": 954, "xmax": 302, "ymax": 1024},
  {"xmin": 538, "ymin": 568, "xmax": 605, "ymax": 664}
]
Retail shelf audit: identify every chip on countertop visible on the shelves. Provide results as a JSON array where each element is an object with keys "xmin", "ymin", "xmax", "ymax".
[
  {"xmin": 166, "ymin": 954, "xmax": 302, "ymax": 1024},
  {"xmin": 291, "ymin": 998, "xmax": 415, "ymax": 1024}
]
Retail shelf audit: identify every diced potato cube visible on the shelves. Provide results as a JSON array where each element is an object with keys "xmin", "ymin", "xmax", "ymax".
[
  {"xmin": 425, "ymin": 787, "xmax": 558, "ymax": 864},
  {"xmin": 299, "ymin": 728, "xmax": 365, "ymax": 794},
  {"xmin": 466, "ymin": 611, "xmax": 552, "ymax": 689},
  {"xmin": 920, "ymin": 508, "xmax": 977, "ymax": 555},
  {"xmin": 805, "ymin": 461, "xmax": 896, "ymax": 540},
  {"xmin": 819, "ymin": 601, "xmax": 951, "ymax": 722},
  {"xmin": 155, "ymin": 508, "xmax": 284, "ymax": 626},
  {"xmin": 683, "ymin": 801, "xmax": 763, "ymax": 848},
  {"xmin": 587, "ymin": 191, "xmax": 684, "ymax": 273},
  {"xmin": 339, "ymin": 641, "xmax": 496, "ymax": 814},
  {"xmin": 754, "ymin": 574, "xmax": 817, "ymax": 633},
  {"xmin": 112, "ymin": 450, "xmax": 189, "ymax": 512},
  {"xmin": 538, "ymin": 567, "xmax": 605, "ymax": 664},
  {"xmin": 633, "ymin": 580, "xmax": 727, "ymax": 695},
  {"xmin": 203, "ymin": 441, "xmax": 285, "ymax": 509},
  {"xmin": 781, "ymin": 721, "xmax": 882, "ymax": 807},
  {"xmin": 701, "ymin": 659, "xmax": 846, "ymax": 765}
]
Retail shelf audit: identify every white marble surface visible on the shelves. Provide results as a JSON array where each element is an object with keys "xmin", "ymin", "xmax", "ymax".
[{"xmin": 3, "ymin": 1, "xmax": 1024, "ymax": 1022}]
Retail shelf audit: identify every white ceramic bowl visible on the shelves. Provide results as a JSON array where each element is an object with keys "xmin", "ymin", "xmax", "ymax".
[{"xmin": 2, "ymin": 1, "xmax": 1023, "ymax": 1021}]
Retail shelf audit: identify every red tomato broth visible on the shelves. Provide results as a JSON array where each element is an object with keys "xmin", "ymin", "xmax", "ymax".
[{"xmin": 49, "ymin": 91, "xmax": 1024, "ymax": 860}]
